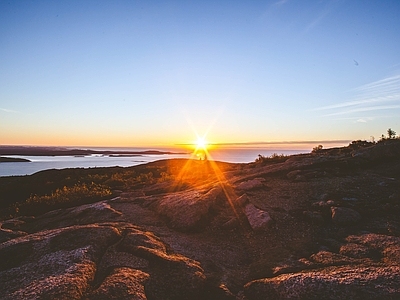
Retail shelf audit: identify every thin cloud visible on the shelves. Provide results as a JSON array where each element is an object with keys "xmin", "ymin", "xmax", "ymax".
[
  {"xmin": 274, "ymin": 0, "xmax": 289, "ymax": 6},
  {"xmin": 302, "ymin": 10, "xmax": 329, "ymax": 34},
  {"xmin": 313, "ymin": 94, "xmax": 400, "ymax": 111},
  {"xmin": 323, "ymin": 105, "xmax": 400, "ymax": 117},
  {"xmin": 356, "ymin": 119, "xmax": 367, "ymax": 123},
  {"xmin": 388, "ymin": 62, "xmax": 400, "ymax": 70},
  {"xmin": 0, "ymin": 107, "xmax": 21, "ymax": 114},
  {"xmin": 354, "ymin": 74, "xmax": 400, "ymax": 93},
  {"xmin": 314, "ymin": 74, "xmax": 400, "ymax": 118},
  {"xmin": 301, "ymin": 0, "xmax": 341, "ymax": 36}
]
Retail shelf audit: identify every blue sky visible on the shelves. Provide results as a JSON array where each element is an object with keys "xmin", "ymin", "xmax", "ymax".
[{"xmin": 1, "ymin": 0, "xmax": 399, "ymax": 148}]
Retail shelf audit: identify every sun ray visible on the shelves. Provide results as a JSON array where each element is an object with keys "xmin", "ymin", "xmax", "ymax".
[{"xmin": 173, "ymin": 111, "xmax": 246, "ymax": 227}]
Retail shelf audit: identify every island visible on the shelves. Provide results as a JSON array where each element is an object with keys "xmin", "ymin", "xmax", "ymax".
[{"xmin": 0, "ymin": 157, "xmax": 31, "ymax": 163}]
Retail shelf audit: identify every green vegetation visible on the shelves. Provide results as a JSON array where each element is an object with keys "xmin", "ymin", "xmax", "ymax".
[
  {"xmin": 18, "ymin": 183, "xmax": 112, "ymax": 215},
  {"xmin": 255, "ymin": 153, "xmax": 289, "ymax": 165},
  {"xmin": 0, "ymin": 163, "xmax": 168, "ymax": 219},
  {"xmin": 0, "ymin": 159, "xmax": 235, "ymax": 219}
]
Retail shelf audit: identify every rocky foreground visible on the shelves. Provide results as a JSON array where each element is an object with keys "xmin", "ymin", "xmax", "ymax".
[{"xmin": 1, "ymin": 141, "xmax": 400, "ymax": 299}]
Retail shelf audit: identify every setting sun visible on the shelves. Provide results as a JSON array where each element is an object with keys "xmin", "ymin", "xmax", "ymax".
[{"xmin": 196, "ymin": 137, "xmax": 208, "ymax": 150}]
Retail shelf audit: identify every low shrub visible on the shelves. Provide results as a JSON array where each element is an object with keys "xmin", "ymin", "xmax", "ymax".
[
  {"xmin": 18, "ymin": 182, "xmax": 112, "ymax": 216},
  {"xmin": 255, "ymin": 153, "xmax": 288, "ymax": 165}
]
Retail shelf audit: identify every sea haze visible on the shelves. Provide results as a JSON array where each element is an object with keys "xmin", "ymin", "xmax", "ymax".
[{"xmin": 0, "ymin": 147, "xmax": 308, "ymax": 177}]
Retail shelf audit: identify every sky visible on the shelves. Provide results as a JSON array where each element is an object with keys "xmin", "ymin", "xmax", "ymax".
[{"xmin": 1, "ymin": 0, "xmax": 400, "ymax": 149}]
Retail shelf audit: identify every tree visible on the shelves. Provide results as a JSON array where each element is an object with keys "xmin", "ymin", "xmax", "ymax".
[
  {"xmin": 387, "ymin": 128, "xmax": 396, "ymax": 139},
  {"xmin": 312, "ymin": 145, "xmax": 323, "ymax": 153}
]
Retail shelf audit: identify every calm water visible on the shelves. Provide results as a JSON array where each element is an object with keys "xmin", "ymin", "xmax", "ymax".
[{"xmin": 0, "ymin": 148, "xmax": 308, "ymax": 177}]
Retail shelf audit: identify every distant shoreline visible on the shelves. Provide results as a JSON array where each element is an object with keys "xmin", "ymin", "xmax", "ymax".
[{"xmin": 0, "ymin": 146, "xmax": 187, "ymax": 157}]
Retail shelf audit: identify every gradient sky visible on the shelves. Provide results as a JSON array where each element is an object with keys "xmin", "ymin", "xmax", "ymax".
[{"xmin": 1, "ymin": 0, "xmax": 400, "ymax": 148}]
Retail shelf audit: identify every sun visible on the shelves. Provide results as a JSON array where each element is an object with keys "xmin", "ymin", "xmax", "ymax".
[{"xmin": 196, "ymin": 137, "xmax": 208, "ymax": 150}]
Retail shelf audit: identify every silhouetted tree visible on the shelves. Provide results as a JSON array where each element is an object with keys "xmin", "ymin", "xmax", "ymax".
[
  {"xmin": 387, "ymin": 128, "xmax": 396, "ymax": 139},
  {"xmin": 312, "ymin": 145, "xmax": 323, "ymax": 153}
]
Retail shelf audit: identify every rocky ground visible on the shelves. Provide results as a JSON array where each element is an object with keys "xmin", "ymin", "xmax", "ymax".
[{"xmin": 0, "ymin": 141, "xmax": 400, "ymax": 299}]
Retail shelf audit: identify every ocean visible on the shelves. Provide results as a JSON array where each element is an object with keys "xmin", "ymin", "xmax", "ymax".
[{"xmin": 0, "ymin": 147, "xmax": 309, "ymax": 177}]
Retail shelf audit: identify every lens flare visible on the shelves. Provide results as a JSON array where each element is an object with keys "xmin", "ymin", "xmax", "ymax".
[{"xmin": 196, "ymin": 137, "xmax": 207, "ymax": 150}]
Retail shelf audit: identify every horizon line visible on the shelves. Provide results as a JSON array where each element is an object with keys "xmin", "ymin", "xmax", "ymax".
[
  {"xmin": 177, "ymin": 139, "xmax": 352, "ymax": 146},
  {"xmin": 1, "ymin": 139, "xmax": 352, "ymax": 149}
]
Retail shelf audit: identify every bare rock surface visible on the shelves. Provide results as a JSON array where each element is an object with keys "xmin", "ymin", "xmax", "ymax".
[
  {"xmin": 0, "ymin": 141, "xmax": 400, "ymax": 299},
  {"xmin": 244, "ymin": 203, "xmax": 272, "ymax": 231},
  {"xmin": 153, "ymin": 185, "xmax": 222, "ymax": 231},
  {"xmin": 244, "ymin": 265, "xmax": 400, "ymax": 300},
  {"xmin": 236, "ymin": 178, "xmax": 265, "ymax": 191}
]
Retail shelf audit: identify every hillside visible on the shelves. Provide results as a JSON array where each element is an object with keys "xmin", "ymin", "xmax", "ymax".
[{"xmin": 0, "ymin": 140, "xmax": 400, "ymax": 299}]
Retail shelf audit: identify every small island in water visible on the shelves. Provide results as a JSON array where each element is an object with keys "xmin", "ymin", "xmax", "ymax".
[{"xmin": 0, "ymin": 157, "xmax": 31, "ymax": 163}]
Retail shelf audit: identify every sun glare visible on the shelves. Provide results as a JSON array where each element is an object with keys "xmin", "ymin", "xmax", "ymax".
[{"xmin": 196, "ymin": 137, "xmax": 208, "ymax": 150}]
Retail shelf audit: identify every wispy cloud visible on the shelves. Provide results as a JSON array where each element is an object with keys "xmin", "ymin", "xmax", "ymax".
[
  {"xmin": 302, "ymin": 10, "xmax": 329, "ymax": 34},
  {"xmin": 354, "ymin": 75, "xmax": 400, "ymax": 94},
  {"xmin": 0, "ymin": 107, "xmax": 21, "ymax": 114},
  {"xmin": 274, "ymin": 0, "xmax": 289, "ymax": 6},
  {"xmin": 313, "ymin": 75, "xmax": 400, "ymax": 118},
  {"xmin": 324, "ymin": 105, "xmax": 400, "ymax": 116},
  {"xmin": 356, "ymin": 119, "xmax": 367, "ymax": 123}
]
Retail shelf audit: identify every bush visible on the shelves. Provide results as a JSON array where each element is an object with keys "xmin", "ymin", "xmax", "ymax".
[
  {"xmin": 19, "ymin": 182, "xmax": 112, "ymax": 215},
  {"xmin": 255, "ymin": 153, "xmax": 288, "ymax": 164},
  {"xmin": 312, "ymin": 145, "xmax": 323, "ymax": 153}
]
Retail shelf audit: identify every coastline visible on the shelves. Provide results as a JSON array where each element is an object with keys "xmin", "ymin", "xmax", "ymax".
[
  {"xmin": 0, "ymin": 148, "xmax": 307, "ymax": 177},
  {"xmin": 0, "ymin": 145, "xmax": 187, "ymax": 156}
]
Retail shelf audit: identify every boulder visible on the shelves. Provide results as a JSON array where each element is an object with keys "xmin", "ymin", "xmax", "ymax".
[
  {"xmin": 244, "ymin": 265, "xmax": 400, "ymax": 300},
  {"xmin": 0, "ymin": 225, "xmax": 121, "ymax": 300},
  {"xmin": 331, "ymin": 206, "xmax": 361, "ymax": 225},
  {"xmin": 0, "ymin": 223, "xmax": 209, "ymax": 300},
  {"xmin": 339, "ymin": 243, "xmax": 371, "ymax": 259},
  {"xmin": 244, "ymin": 203, "xmax": 272, "ymax": 231},
  {"xmin": 154, "ymin": 186, "xmax": 222, "ymax": 231},
  {"xmin": 89, "ymin": 267, "xmax": 149, "ymax": 300},
  {"xmin": 310, "ymin": 250, "xmax": 367, "ymax": 266},
  {"xmin": 19, "ymin": 201, "xmax": 123, "ymax": 232},
  {"xmin": 236, "ymin": 178, "xmax": 264, "ymax": 191},
  {"xmin": 346, "ymin": 233, "xmax": 400, "ymax": 263}
]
